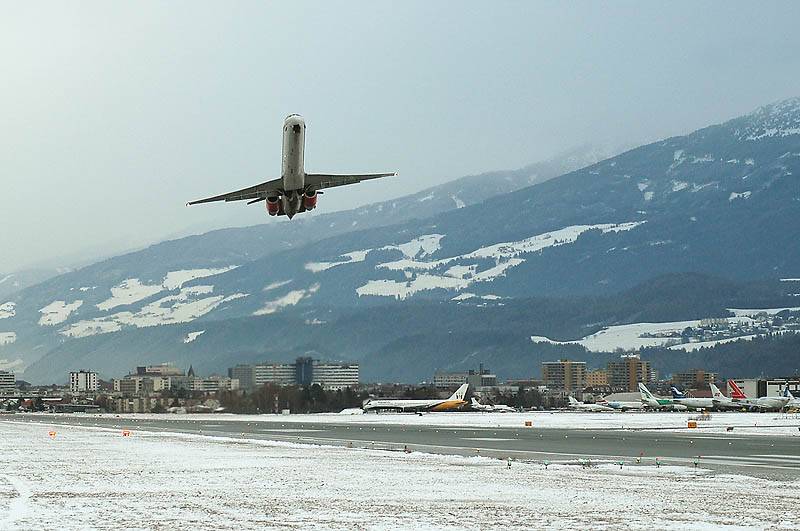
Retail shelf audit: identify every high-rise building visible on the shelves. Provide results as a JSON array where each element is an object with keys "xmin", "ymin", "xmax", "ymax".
[
  {"xmin": 69, "ymin": 370, "xmax": 98, "ymax": 393},
  {"xmin": 0, "ymin": 370, "xmax": 15, "ymax": 394},
  {"xmin": 541, "ymin": 360, "xmax": 587, "ymax": 392},
  {"xmin": 607, "ymin": 354, "xmax": 654, "ymax": 392}
]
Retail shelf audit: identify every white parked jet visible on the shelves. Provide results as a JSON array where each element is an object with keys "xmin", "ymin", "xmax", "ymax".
[
  {"xmin": 638, "ymin": 383, "xmax": 688, "ymax": 411},
  {"xmin": 725, "ymin": 380, "xmax": 790, "ymax": 411},
  {"xmin": 362, "ymin": 384, "xmax": 469, "ymax": 413},
  {"xmin": 670, "ymin": 387, "xmax": 715, "ymax": 410},
  {"xmin": 598, "ymin": 397, "xmax": 645, "ymax": 411},
  {"xmin": 470, "ymin": 397, "xmax": 517, "ymax": 413},
  {"xmin": 567, "ymin": 396, "xmax": 614, "ymax": 412},
  {"xmin": 189, "ymin": 114, "xmax": 396, "ymax": 218}
]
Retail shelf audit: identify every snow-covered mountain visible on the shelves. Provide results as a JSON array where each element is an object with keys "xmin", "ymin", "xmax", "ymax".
[
  {"xmin": 0, "ymin": 146, "xmax": 614, "ymax": 375},
  {"xmin": 4, "ymin": 98, "xmax": 800, "ymax": 382}
]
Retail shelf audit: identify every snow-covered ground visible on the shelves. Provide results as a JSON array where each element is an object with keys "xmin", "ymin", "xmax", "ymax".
[
  {"xmin": 349, "ymin": 223, "xmax": 645, "ymax": 300},
  {"xmin": 38, "ymin": 411, "xmax": 800, "ymax": 437},
  {"xmin": 1, "ymin": 420, "xmax": 797, "ymax": 530}
]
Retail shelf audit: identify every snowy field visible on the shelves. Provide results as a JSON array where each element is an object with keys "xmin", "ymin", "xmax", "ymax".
[
  {"xmin": 1, "ymin": 421, "xmax": 799, "ymax": 530},
  {"xmin": 26, "ymin": 411, "xmax": 800, "ymax": 437}
]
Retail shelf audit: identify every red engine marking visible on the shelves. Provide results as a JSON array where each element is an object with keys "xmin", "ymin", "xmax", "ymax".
[{"xmin": 303, "ymin": 192, "xmax": 318, "ymax": 210}]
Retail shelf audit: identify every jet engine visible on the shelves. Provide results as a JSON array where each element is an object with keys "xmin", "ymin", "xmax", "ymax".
[
  {"xmin": 266, "ymin": 196, "xmax": 280, "ymax": 216},
  {"xmin": 303, "ymin": 190, "xmax": 318, "ymax": 210}
]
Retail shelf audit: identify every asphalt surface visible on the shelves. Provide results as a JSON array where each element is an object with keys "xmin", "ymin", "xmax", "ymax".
[{"xmin": 6, "ymin": 414, "xmax": 800, "ymax": 480}]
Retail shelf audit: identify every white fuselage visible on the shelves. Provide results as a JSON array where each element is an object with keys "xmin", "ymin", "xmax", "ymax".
[
  {"xmin": 279, "ymin": 114, "xmax": 307, "ymax": 217},
  {"xmin": 672, "ymin": 397, "xmax": 715, "ymax": 410},
  {"xmin": 282, "ymin": 114, "xmax": 306, "ymax": 191}
]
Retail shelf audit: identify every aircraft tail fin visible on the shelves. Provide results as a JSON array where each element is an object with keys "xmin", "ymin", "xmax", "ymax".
[
  {"xmin": 784, "ymin": 388, "xmax": 795, "ymax": 400},
  {"xmin": 728, "ymin": 379, "xmax": 747, "ymax": 399},
  {"xmin": 568, "ymin": 395, "xmax": 579, "ymax": 405},
  {"xmin": 639, "ymin": 383, "xmax": 655, "ymax": 401},
  {"xmin": 449, "ymin": 383, "xmax": 469, "ymax": 401},
  {"xmin": 709, "ymin": 383, "xmax": 724, "ymax": 399},
  {"xmin": 670, "ymin": 386, "xmax": 686, "ymax": 399}
]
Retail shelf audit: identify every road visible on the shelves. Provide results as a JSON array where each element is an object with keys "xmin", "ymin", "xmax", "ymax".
[{"xmin": 6, "ymin": 413, "xmax": 800, "ymax": 480}]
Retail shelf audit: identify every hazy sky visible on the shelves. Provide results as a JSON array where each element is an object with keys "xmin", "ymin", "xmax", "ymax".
[{"xmin": 2, "ymin": 1, "xmax": 799, "ymax": 272}]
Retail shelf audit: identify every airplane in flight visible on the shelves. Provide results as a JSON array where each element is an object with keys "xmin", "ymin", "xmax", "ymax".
[
  {"xmin": 470, "ymin": 397, "xmax": 517, "ymax": 413},
  {"xmin": 362, "ymin": 384, "xmax": 469, "ymax": 413},
  {"xmin": 188, "ymin": 114, "xmax": 396, "ymax": 218},
  {"xmin": 638, "ymin": 383, "xmax": 688, "ymax": 411},
  {"xmin": 566, "ymin": 396, "xmax": 614, "ymax": 412}
]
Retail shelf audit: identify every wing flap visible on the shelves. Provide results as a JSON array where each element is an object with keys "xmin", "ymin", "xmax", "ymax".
[{"xmin": 305, "ymin": 172, "xmax": 395, "ymax": 191}]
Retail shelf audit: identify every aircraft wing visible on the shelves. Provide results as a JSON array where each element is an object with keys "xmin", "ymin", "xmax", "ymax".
[
  {"xmin": 305, "ymin": 172, "xmax": 395, "ymax": 191},
  {"xmin": 187, "ymin": 178, "xmax": 283, "ymax": 205}
]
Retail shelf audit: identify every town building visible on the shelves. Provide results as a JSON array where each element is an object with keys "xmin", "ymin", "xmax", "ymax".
[
  {"xmin": 113, "ymin": 375, "xmax": 172, "ymax": 396},
  {"xmin": 0, "ymin": 370, "xmax": 15, "ymax": 394},
  {"xmin": 228, "ymin": 358, "xmax": 359, "ymax": 390},
  {"xmin": 541, "ymin": 360, "xmax": 586, "ymax": 392},
  {"xmin": 585, "ymin": 369, "xmax": 608, "ymax": 388},
  {"xmin": 189, "ymin": 375, "xmax": 240, "ymax": 393},
  {"xmin": 69, "ymin": 370, "xmax": 98, "ymax": 393},
  {"xmin": 607, "ymin": 354, "xmax": 655, "ymax": 392},
  {"xmin": 672, "ymin": 369, "xmax": 718, "ymax": 390},
  {"xmin": 229, "ymin": 363, "xmax": 296, "ymax": 391},
  {"xmin": 311, "ymin": 362, "xmax": 360, "ymax": 390},
  {"xmin": 434, "ymin": 366, "xmax": 497, "ymax": 389}
]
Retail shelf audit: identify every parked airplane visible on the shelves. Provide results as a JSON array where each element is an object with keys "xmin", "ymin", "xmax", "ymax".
[
  {"xmin": 188, "ymin": 114, "xmax": 396, "ymax": 218},
  {"xmin": 638, "ymin": 383, "xmax": 688, "ymax": 411},
  {"xmin": 598, "ymin": 397, "xmax": 645, "ymax": 411},
  {"xmin": 567, "ymin": 396, "xmax": 614, "ymax": 412},
  {"xmin": 670, "ymin": 387, "xmax": 715, "ymax": 410},
  {"xmin": 470, "ymin": 397, "xmax": 517, "ymax": 413},
  {"xmin": 725, "ymin": 380, "xmax": 790, "ymax": 411},
  {"xmin": 362, "ymin": 384, "xmax": 469, "ymax": 413},
  {"xmin": 709, "ymin": 382, "xmax": 740, "ymax": 410},
  {"xmin": 783, "ymin": 389, "xmax": 800, "ymax": 410}
]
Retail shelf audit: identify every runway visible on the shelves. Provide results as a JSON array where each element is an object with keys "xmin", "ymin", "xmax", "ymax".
[{"xmin": 6, "ymin": 413, "xmax": 800, "ymax": 480}]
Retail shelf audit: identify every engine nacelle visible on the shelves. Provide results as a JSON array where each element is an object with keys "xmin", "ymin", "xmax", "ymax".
[
  {"xmin": 303, "ymin": 190, "xmax": 318, "ymax": 210},
  {"xmin": 266, "ymin": 196, "xmax": 280, "ymax": 216}
]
